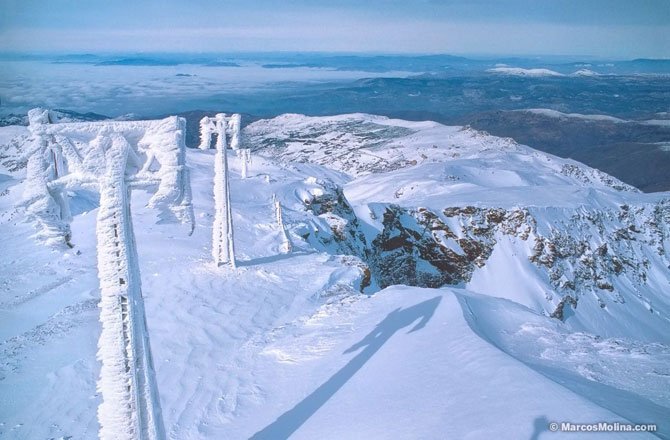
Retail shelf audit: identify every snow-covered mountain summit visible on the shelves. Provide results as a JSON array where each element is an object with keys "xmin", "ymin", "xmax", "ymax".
[
  {"xmin": 245, "ymin": 112, "xmax": 638, "ymax": 191},
  {"xmin": 1, "ymin": 113, "xmax": 668, "ymax": 439},
  {"xmin": 245, "ymin": 114, "xmax": 669, "ymax": 338}
]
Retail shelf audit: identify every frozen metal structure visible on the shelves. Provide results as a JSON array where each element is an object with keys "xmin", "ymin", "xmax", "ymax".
[
  {"xmin": 198, "ymin": 116, "xmax": 215, "ymax": 150},
  {"xmin": 209, "ymin": 113, "xmax": 237, "ymax": 267},
  {"xmin": 198, "ymin": 112, "xmax": 242, "ymax": 151},
  {"xmin": 272, "ymin": 193, "xmax": 292, "ymax": 254},
  {"xmin": 24, "ymin": 108, "xmax": 195, "ymax": 440},
  {"xmin": 238, "ymin": 148, "xmax": 252, "ymax": 179},
  {"xmin": 228, "ymin": 113, "xmax": 242, "ymax": 150}
]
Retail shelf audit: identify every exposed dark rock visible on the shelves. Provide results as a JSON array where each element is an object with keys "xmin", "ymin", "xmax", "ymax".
[
  {"xmin": 550, "ymin": 296, "xmax": 578, "ymax": 321},
  {"xmin": 305, "ymin": 187, "xmax": 536, "ymax": 290}
]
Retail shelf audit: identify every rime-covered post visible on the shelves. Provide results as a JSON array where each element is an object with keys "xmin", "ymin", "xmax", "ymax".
[
  {"xmin": 22, "ymin": 110, "xmax": 197, "ymax": 440},
  {"xmin": 228, "ymin": 113, "xmax": 241, "ymax": 150},
  {"xmin": 24, "ymin": 109, "xmax": 73, "ymax": 247},
  {"xmin": 198, "ymin": 116, "xmax": 214, "ymax": 150},
  {"xmin": 273, "ymin": 194, "xmax": 292, "ymax": 253},
  {"xmin": 238, "ymin": 148, "xmax": 251, "ymax": 179},
  {"xmin": 96, "ymin": 134, "xmax": 166, "ymax": 440},
  {"xmin": 212, "ymin": 115, "xmax": 236, "ymax": 267}
]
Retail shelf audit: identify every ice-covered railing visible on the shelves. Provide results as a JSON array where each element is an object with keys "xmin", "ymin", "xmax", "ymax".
[
  {"xmin": 22, "ymin": 108, "xmax": 198, "ymax": 440},
  {"xmin": 24, "ymin": 108, "xmax": 194, "ymax": 246}
]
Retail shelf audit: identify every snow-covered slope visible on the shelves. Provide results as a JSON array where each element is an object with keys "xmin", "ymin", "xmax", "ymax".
[
  {"xmin": 1, "ymin": 113, "xmax": 669, "ymax": 439},
  {"xmin": 572, "ymin": 68, "xmax": 600, "ymax": 76},
  {"xmin": 486, "ymin": 67, "xmax": 564, "ymax": 77}
]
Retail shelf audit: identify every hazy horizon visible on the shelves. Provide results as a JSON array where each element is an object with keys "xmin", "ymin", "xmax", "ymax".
[{"xmin": 1, "ymin": 51, "xmax": 668, "ymax": 62}]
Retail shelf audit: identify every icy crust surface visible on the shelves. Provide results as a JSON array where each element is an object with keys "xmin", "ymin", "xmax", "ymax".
[{"xmin": 1, "ymin": 113, "xmax": 669, "ymax": 439}]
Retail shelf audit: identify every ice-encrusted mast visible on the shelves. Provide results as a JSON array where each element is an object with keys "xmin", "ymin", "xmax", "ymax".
[
  {"xmin": 198, "ymin": 112, "xmax": 244, "ymax": 151},
  {"xmin": 229, "ymin": 113, "xmax": 254, "ymax": 199},
  {"xmin": 273, "ymin": 193, "xmax": 292, "ymax": 253},
  {"xmin": 24, "ymin": 108, "xmax": 196, "ymax": 440},
  {"xmin": 211, "ymin": 113, "xmax": 237, "ymax": 267},
  {"xmin": 198, "ymin": 116, "xmax": 215, "ymax": 150},
  {"xmin": 237, "ymin": 148, "xmax": 252, "ymax": 179},
  {"xmin": 228, "ymin": 113, "xmax": 242, "ymax": 150}
]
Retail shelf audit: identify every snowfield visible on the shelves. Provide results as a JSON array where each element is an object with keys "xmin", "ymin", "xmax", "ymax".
[
  {"xmin": 1, "ymin": 113, "xmax": 669, "ymax": 439},
  {"xmin": 517, "ymin": 109, "xmax": 628, "ymax": 124},
  {"xmin": 486, "ymin": 67, "xmax": 564, "ymax": 77}
]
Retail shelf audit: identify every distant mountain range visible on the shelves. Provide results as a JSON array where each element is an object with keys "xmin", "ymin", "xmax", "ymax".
[{"xmin": 2, "ymin": 52, "xmax": 670, "ymax": 74}]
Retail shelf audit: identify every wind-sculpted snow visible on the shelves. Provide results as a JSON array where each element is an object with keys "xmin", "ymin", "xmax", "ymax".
[
  {"xmin": 303, "ymin": 182, "xmax": 670, "ymax": 339},
  {"xmin": 458, "ymin": 291, "xmax": 670, "ymax": 438}
]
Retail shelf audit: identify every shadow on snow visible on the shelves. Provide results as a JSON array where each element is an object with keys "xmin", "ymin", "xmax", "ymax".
[
  {"xmin": 237, "ymin": 251, "xmax": 316, "ymax": 267},
  {"xmin": 250, "ymin": 295, "xmax": 442, "ymax": 440}
]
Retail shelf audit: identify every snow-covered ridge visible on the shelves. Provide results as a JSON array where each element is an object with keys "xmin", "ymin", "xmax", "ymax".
[
  {"xmin": 244, "ymin": 112, "xmax": 637, "ymax": 193},
  {"xmin": 572, "ymin": 68, "xmax": 600, "ymax": 76},
  {"xmin": 513, "ymin": 108, "xmax": 670, "ymax": 128},
  {"xmin": 486, "ymin": 66, "xmax": 564, "ymax": 77},
  {"xmin": 517, "ymin": 108, "xmax": 628, "ymax": 123}
]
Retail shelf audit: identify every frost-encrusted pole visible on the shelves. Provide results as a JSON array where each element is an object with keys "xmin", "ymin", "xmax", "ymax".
[
  {"xmin": 212, "ymin": 115, "xmax": 236, "ymax": 267},
  {"xmin": 142, "ymin": 116, "xmax": 196, "ymax": 235},
  {"xmin": 96, "ymin": 134, "xmax": 166, "ymax": 440},
  {"xmin": 198, "ymin": 116, "xmax": 214, "ymax": 150},
  {"xmin": 24, "ymin": 109, "xmax": 73, "ymax": 247},
  {"xmin": 273, "ymin": 194, "xmax": 292, "ymax": 253},
  {"xmin": 228, "ymin": 113, "xmax": 241, "ymax": 150},
  {"xmin": 22, "ymin": 110, "xmax": 201, "ymax": 440},
  {"xmin": 238, "ymin": 148, "xmax": 251, "ymax": 179}
]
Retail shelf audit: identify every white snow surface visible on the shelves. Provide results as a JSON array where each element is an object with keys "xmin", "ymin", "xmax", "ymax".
[
  {"xmin": 519, "ymin": 108, "xmax": 628, "ymax": 123},
  {"xmin": 516, "ymin": 109, "xmax": 670, "ymax": 128},
  {"xmin": 486, "ymin": 67, "xmax": 564, "ymax": 77},
  {"xmin": 571, "ymin": 69, "xmax": 600, "ymax": 76},
  {"xmin": 1, "ymin": 113, "xmax": 670, "ymax": 439}
]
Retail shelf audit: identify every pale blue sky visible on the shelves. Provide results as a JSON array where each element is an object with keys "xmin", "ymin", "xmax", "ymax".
[{"xmin": 1, "ymin": 0, "xmax": 668, "ymax": 57}]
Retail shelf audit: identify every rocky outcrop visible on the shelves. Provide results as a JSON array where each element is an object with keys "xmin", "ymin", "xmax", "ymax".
[
  {"xmin": 304, "ymin": 184, "xmax": 533, "ymax": 289},
  {"xmin": 301, "ymin": 183, "xmax": 670, "ymax": 315},
  {"xmin": 529, "ymin": 202, "xmax": 670, "ymax": 308},
  {"xmin": 366, "ymin": 205, "xmax": 533, "ymax": 288},
  {"xmin": 550, "ymin": 296, "xmax": 578, "ymax": 321}
]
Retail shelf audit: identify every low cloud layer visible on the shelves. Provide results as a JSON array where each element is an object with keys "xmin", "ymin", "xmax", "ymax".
[{"xmin": 0, "ymin": 61, "xmax": 403, "ymax": 117}]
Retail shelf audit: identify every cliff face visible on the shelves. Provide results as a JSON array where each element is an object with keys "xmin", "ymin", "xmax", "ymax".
[{"xmin": 305, "ymin": 184, "xmax": 668, "ymax": 301}]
